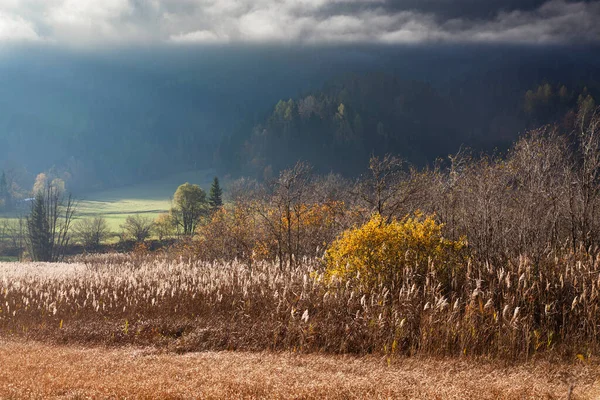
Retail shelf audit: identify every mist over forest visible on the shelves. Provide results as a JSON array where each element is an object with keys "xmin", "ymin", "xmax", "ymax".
[
  {"xmin": 0, "ymin": 0, "xmax": 600, "ymax": 195},
  {"xmin": 1, "ymin": 44, "xmax": 598, "ymax": 194}
]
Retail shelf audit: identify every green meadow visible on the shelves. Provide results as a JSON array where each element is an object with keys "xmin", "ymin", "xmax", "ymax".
[
  {"xmin": 0, "ymin": 169, "xmax": 215, "ymax": 235},
  {"xmin": 76, "ymin": 169, "xmax": 215, "ymax": 231}
]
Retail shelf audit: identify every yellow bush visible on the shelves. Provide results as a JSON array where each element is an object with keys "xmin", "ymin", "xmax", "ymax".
[{"xmin": 324, "ymin": 213, "xmax": 466, "ymax": 291}]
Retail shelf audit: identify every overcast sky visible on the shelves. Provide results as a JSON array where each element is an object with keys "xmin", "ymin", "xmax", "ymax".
[{"xmin": 0, "ymin": 0, "xmax": 598, "ymax": 47}]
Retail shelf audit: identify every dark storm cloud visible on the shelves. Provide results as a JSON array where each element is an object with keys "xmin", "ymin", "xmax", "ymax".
[
  {"xmin": 0, "ymin": 0, "xmax": 598, "ymax": 46},
  {"xmin": 372, "ymin": 0, "xmax": 554, "ymax": 19}
]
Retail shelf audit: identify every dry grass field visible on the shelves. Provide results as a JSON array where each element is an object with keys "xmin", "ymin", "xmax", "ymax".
[
  {"xmin": 1, "ymin": 252, "xmax": 600, "ymax": 399},
  {"xmin": 0, "ymin": 339, "xmax": 598, "ymax": 399},
  {"xmin": 1, "ymin": 252, "xmax": 599, "ymax": 359}
]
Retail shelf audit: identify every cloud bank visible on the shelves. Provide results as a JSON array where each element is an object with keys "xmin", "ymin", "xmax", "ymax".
[{"xmin": 0, "ymin": 0, "xmax": 598, "ymax": 47}]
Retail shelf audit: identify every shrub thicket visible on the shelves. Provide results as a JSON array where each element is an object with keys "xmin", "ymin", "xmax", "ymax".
[{"xmin": 324, "ymin": 213, "xmax": 466, "ymax": 294}]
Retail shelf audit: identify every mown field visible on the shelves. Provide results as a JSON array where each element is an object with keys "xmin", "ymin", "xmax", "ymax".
[{"xmin": 0, "ymin": 339, "xmax": 598, "ymax": 399}]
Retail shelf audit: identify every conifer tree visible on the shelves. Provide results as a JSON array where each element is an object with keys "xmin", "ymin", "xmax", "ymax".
[
  {"xmin": 26, "ymin": 184, "xmax": 76, "ymax": 262},
  {"xmin": 27, "ymin": 191, "xmax": 52, "ymax": 261},
  {"xmin": 208, "ymin": 177, "xmax": 223, "ymax": 212}
]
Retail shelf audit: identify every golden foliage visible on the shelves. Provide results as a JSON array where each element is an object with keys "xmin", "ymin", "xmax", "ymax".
[
  {"xmin": 195, "ymin": 201, "xmax": 347, "ymax": 264},
  {"xmin": 196, "ymin": 203, "xmax": 262, "ymax": 263},
  {"xmin": 325, "ymin": 212, "xmax": 466, "ymax": 290}
]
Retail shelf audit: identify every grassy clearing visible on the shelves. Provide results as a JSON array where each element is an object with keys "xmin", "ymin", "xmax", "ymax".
[
  {"xmin": 76, "ymin": 169, "xmax": 214, "ymax": 232},
  {"xmin": 0, "ymin": 339, "xmax": 597, "ymax": 399},
  {"xmin": 0, "ymin": 170, "xmax": 215, "ymax": 233}
]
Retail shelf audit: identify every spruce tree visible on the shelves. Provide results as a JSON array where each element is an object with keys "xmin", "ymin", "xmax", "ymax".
[{"xmin": 208, "ymin": 177, "xmax": 223, "ymax": 212}]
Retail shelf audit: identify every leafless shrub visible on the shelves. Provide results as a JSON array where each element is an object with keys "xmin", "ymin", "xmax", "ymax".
[
  {"xmin": 121, "ymin": 215, "xmax": 154, "ymax": 242},
  {"xmin": 73, "ymin": 217, "xmax": 111, "ymax": 251}
]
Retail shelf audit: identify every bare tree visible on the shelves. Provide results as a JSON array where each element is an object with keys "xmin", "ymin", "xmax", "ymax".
[
  {"xmin": 0, "ymin": 218, "xmax": 8, "ymax": 247},
  {"xmin": 26, "ymin": 184, "xmax": 76, "ymax": 262},
  {"xmin": 3, "ymin": 217, "xmax": 26, "ymax": 258},
  {"xmin": 74, "ymin": 217, "xmax": 110, "ymax": 251},
  {"xmin": 121, "ymin": 215, "xmax": 154, "ymax": 242},
  {"xmin": 354, "ymin": 154, "xmax": 416, "ymax": 221},
  {"xmin": 571, "ymin": 106, "xmax": 600, "ymax": 250},
  {"xmin": 511, "ymin": 128, "xmax": 570, "ymax": 257},
  {"xmin": 251, "ymin": 162, "xmax": 314, "ymax": 269}
]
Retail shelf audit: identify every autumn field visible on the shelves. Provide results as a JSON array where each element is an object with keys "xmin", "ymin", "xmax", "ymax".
[
  {"xmin": 0, "ymin": 339, "xmax": 598, "ymax": 399},
  {"xmin": 0, "ymin": 246, "xmax": 599, "ymax": 398}
]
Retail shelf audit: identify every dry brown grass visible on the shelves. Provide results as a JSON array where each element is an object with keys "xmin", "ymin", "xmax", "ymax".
[
  {"xmin": 1, "ymin": 252, "xmax": 599, "ymax": 359},
  {"xmin": 0, "ymin": 339, "xmax": 598, "ymax": 399}
]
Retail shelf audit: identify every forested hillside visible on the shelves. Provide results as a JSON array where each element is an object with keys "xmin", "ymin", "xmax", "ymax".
[
  {"xmin": 1, "ymin": 46, "xmax": 599, "ymax": 191},
  {"xmin": 219, "ymin": 73, "xmax": 599, "ymax": 177},
  {"xmin": 0, "ymin": 47, "xmax": 340, "ymax": 192}
]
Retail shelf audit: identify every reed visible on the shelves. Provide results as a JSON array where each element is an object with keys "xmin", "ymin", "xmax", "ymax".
[{"xmin": 0, "ymin": 249, "xmax": 597, "ymax": 360}]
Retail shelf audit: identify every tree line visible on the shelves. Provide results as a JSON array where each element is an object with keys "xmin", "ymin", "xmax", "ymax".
[
  {"xmin": 217, "ymin": 73, "xmax": 598, "ymax": 180},
  {"xmin": 0, "ymin": 177, "xmax": 224, "ymax": 261},
  {"xmin": 2, "ymin": 71, "xmax": 598, "ymax": 195},
  {"xmin": 3, "ymin": 103, "xmax": 600, "ymax": 267},
  {"xmin": 197, "ymin": 104, "xmax": 600, "ymax": 270}
]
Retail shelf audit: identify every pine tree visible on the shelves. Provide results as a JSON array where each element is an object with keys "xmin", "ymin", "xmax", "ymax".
[{"xmin": 208, "ymin": 177, "xmax": 223, "ymax": 212}]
